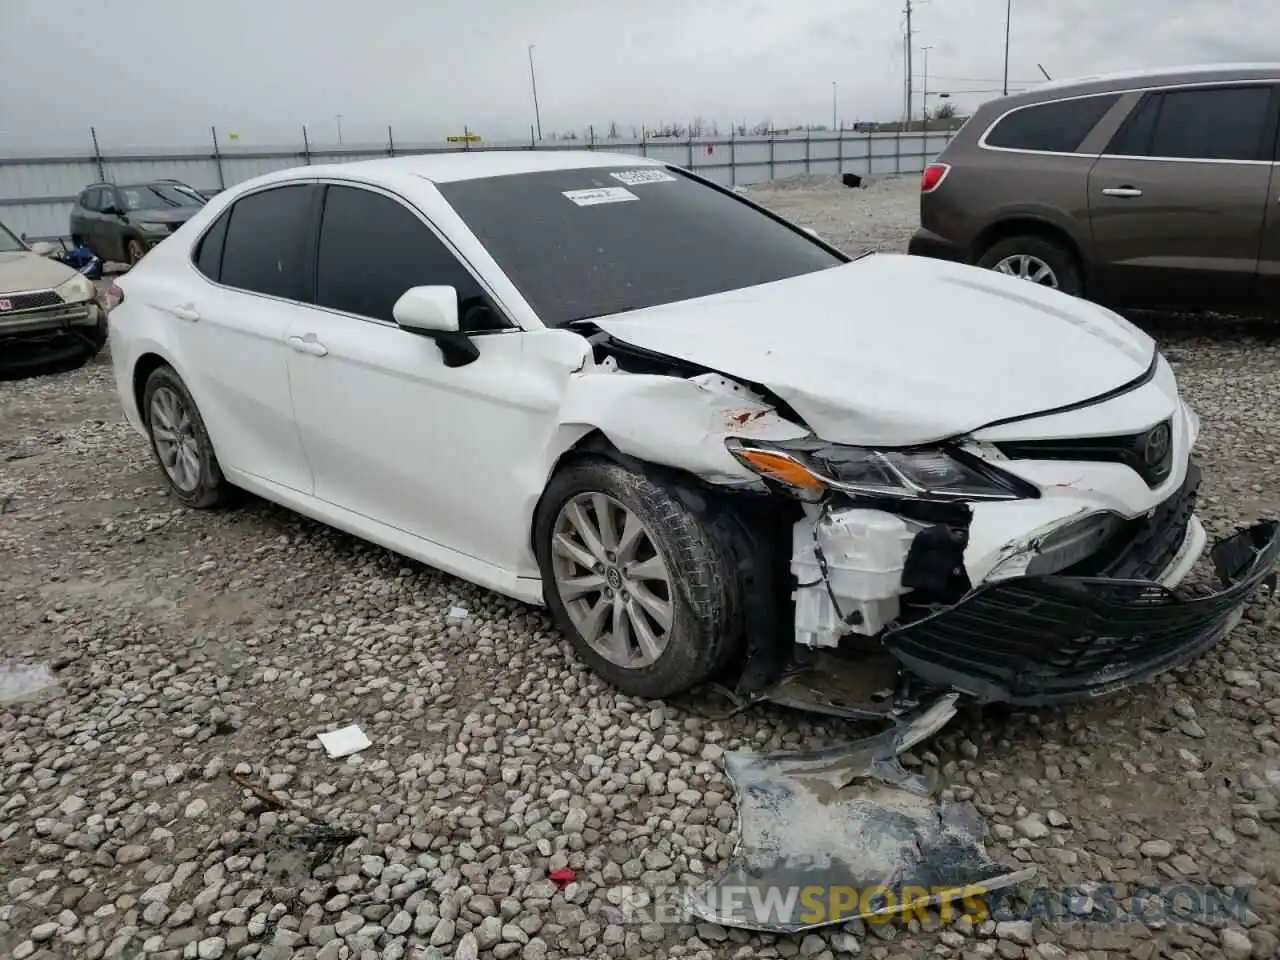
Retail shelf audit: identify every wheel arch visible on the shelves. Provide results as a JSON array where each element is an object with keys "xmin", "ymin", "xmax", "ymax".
[
  {"xmin": 970, "ymin": 216, "xmax": 1090, "ymax": 292},
  {"xmin": 131, "ymin": 351, "xmax": 175, "ymax": 423}
]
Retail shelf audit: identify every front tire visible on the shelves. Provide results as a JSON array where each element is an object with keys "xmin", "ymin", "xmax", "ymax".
[
  {"xmin": 125, "ymin": 237, "xmax": 147, "ymax": 267},
  {"xmin": 535, "ymin": 458, "xmax": 741, "ymax": 699},
  {"xmin": 141, "ymin": 365, "xmax": 230, "ymax": 508},
  {"xmin": 977, "ymin": 235, "xmax": 1082, "ymax": 297}
]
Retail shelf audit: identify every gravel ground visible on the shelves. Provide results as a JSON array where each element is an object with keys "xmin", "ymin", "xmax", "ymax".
[{"xmin": 2, "ymin": 176, "xmax": 1279, "ymax": 960}]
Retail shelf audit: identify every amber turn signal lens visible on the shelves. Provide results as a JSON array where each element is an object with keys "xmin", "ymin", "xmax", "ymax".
[{"xmin": 735, "ymin": 449, "xmax": 826, "ymax": 492}]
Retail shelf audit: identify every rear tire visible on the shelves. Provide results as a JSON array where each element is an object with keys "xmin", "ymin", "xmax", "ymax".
[
  {"xmin": 977, "ymin": 235, "xmax": 1082, "ymax": 297},
  {"xmin": 141, "ymin": 365, "xmax": 231, "ymax": 509},
  {"xmin": 535, "ymin": 458, "xmax": 741, "ymax": 699}
]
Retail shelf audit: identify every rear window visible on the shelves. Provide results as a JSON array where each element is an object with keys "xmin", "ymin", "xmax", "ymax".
[
  {"xmin": 435, "ymin": 168, "xmax": 844, "ymax": 327},
  {"xmin": 984, "ymin": 94, "xmax": 1120, "ymax": 153}
]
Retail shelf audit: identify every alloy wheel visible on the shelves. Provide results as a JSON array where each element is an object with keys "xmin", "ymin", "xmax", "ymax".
[
  {"xmin": 127, "ymin": 239, "xmax": 146, "ymax": 266},
  {"xmin": 149, "ymin": 386, "xmax": 202, "ymax": 492},
  {"xmin": 993, "ymin": 253, "xmax": 1058, "ymax": 288},
  {"xmin": 549, "ymin": 492, "xmax": 674, "ymax": 669}
]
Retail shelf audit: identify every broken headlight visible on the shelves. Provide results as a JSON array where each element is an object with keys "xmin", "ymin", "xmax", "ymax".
[{"xmin": 725, "ymin": 438, "xmax": 1035, "ymax": 502}]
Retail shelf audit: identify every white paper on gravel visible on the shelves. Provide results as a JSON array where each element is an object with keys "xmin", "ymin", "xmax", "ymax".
[{"xmin": 318, "ymin": 724, "xmax": 372, "ymax": 759}]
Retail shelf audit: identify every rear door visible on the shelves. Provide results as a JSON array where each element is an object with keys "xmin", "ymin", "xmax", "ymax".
[
  {"xmin": 1087, "ymin": 83, "xmax": 1279, "ymax": 311},
  {"xmin": 178, "ymin": 183, "xmax": 318, "ymax": 494}
]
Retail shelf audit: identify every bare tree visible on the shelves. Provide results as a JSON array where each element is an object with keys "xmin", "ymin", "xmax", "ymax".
[
  {"xmin": 735, "ymin": 123, "xmax": 747, "ymax": 137},
  {"xmin": 630, "ymin": 125, "xmax": 639, "ymax": 139},
  {"xmin": 710, "ymin": 121, "xmax": 721, "ymax": 136},
  {"xmin": 750, "ymin": 119, "xmax": 772, "ymax": 136},
  {"xmin": 688, "ymin": 116, "xmax": 706, "ymax": 137},
  {"xmin": 606, "ymin": 120, "xmax": 619, "ymax": 139},
  {"xmin": 932, "ymin": 101, "xmax": 958, "ymax": 120}
]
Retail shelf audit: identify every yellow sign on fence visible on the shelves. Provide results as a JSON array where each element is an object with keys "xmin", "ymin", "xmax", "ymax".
[{"xmin": 446, "ymin": 134, "xmax": 482, "ymax": 143}]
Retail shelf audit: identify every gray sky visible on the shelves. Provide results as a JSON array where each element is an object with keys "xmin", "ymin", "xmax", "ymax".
[{"xmin": 1, "ymin": 0, "xmax": 1276, "ymax": 151}]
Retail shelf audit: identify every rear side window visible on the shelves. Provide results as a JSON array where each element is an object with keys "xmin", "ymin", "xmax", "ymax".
[
  {"xmin": 84, "ymin": 188, "xmax": 103, "ymax": 211},
  {"xmin": 1152, "ymin": 87, "xmax": 1272, "ymax": 161},
  {"xmin": 984, "ymin": 94, "xmax": 1119, "ymax": 153},
  {"xmin": 218, "ymin": 185, "xmax": 312, "ymax": 300},
  {"xmin": 313, "ymin": 185, "xmax": 504, "ymax": 330},
  {"xmin": 193, "ymin": 210, "xmax": 230, "ymax": 281}
]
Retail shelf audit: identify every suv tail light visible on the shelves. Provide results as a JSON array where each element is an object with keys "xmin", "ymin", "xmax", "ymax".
[
  {"xmin": 104, "ymin": 282, "xmax": 125, "ymax": 312},
  {"xmin": 921, "ymin": 163, "xmax": 951, "ymax": 193}
]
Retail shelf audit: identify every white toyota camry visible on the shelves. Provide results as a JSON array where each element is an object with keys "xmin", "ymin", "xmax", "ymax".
[{"xmin": 107, "ymin": 151, "xmax": 1279, "ymax": 712}]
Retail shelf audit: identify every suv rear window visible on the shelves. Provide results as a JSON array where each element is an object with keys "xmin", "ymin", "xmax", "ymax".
[
  {"xmin": 984, "ymin": 94, "xmax": 1120, "ymax": 153},
  {"xmin": 436, "ymin": 167, "xmax": 844, "ymax": 327}
]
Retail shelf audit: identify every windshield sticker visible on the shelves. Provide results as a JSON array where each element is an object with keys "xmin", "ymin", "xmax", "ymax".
[
  {"xmin": 563, "ymin": 187, "xmax": 639, "ymax": 207},
  {"xmin": 610, "ymin": 169, "xmax": 678, "ymax": 186}
]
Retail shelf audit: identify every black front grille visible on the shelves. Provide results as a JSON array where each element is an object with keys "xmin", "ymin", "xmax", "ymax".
[
  {"xmin": 0, "ymin": 290, "xmax": 62, "ymax": 312},
  {"xmin": 995, "ymin": 418, "xmax": 1175, "ymax": 488},
  {"xmin": 1066, "ymin": 460, "xmax": 1200, "ymax": 582},
  {"xmin": 884, "ymin": 520, "xmax": 1280, "ymax": 705}
]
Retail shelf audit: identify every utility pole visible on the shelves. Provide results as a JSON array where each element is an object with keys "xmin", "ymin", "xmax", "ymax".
[
  {"xmin": 905, "ymin": 0, "xmax": 914, "ymax": 127},
  {"xmin": 1003, "ymin": 0, "xmax": 1012, "ymax": 96},
  {"xmin": 832, "ymin": 81, "xmax": 838, "ymax": 130},
  {"xmin": 921, "ymin": 45, "xmax": 933, "ymax": 131},
  {"xmin": 335, "ymin": 114, "xmax": 344, "ymax": 145},
  {"xmin": 528, "ymin": 45, "xmax": 543, "ymax": 141}
]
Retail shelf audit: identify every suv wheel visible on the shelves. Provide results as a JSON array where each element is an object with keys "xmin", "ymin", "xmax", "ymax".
[{"xmin": 977, "ymin": 235, "xmax": 1082, "ymax": 297}]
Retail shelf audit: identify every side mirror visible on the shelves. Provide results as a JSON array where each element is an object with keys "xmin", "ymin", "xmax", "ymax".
[
  {"xmin": 29, "ymin": 241, "xmax": 56, "ymax": 257},
  {"xmin": 392, "ymin": 285, "xmax": 479, "ymax": 368},
  {"xmin": 393, "ymin": 285, "xmax": 460, "ymax": 333}
]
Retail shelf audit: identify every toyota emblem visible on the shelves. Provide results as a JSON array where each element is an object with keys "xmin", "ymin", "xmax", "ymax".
[
  {"xmin": 0, "ymin": 298, "xmax": 10, "ymax": 311},
  {"xmin": 1144, "ymin": 422, "xmax": 1171, "ymax": 468}
]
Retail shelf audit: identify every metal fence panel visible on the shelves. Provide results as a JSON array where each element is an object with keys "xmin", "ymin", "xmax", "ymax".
[{"xmin": 0, "ymin": 130, "xmax": 955, "ymax": 241}]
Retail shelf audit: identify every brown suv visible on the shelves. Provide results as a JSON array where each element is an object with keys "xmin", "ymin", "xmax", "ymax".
[{"xmin": 909, "ymin": 64, "xmax": 1280, "ymax": 313}]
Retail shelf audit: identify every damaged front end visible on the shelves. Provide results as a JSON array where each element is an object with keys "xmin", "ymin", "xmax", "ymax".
[{"xmin": 721, "ymin": 436, "xmax": 1280, "ymax": 710}]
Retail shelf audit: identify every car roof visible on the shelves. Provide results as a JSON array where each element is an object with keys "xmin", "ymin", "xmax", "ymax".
[
  {"xmin": 251, "ymin": 150, "xmax": 667, "ymax": 191},
  {"xmin": 1002, "ymin": 62, "xmax": 1280, "ymax": 105}
]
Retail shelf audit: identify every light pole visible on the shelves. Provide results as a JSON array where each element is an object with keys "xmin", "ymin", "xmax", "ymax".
[
  {"xmin": 528, "ymin": 45, "xmax": 543, "ymax": 141},
  {"xmin": 921, "ymin": 46, "xmax": 933, "ymax": 129},
  {"xmin": 335, "ymin": 114, "xmax": 344, "ymax": 145},
  {"xmin": 832, "ymin": 81, "xmax": 838, "ymax": 131},
  {"xmin": 1002, "ymin": 0, "xmax": 1012, "ymax": 96}
]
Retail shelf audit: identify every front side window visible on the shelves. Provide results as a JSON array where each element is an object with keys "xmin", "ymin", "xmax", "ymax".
[
  {"xmin": 218, "ymin": 185, "xmax": 312, "ymax": 300},
  {"xmin": 312, "ymin": 184, "xmax": 504, "ymax": 330},
  {"xmin": 436, "ymin": 167, "xmax": 845, "ymax": 326},
  {"xmin": 984, "ymin": 94, "xmax": 1120, "ymax": 153}
]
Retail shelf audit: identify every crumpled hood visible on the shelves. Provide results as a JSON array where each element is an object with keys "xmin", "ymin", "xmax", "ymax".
[
  {"xmin": 592, "ymin": 254, "xmax": 1157, "ymax": 446},
  {"xmin": 0, "ymin": 251, "xmax": 77, "ymax": 294}
]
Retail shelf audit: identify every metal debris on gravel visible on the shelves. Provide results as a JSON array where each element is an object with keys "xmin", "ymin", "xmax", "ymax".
[{"xmin": 1, "ymin": 175, "xmax": 1278, "ymax": 960}]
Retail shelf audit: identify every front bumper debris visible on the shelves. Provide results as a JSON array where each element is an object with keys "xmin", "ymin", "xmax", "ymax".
[
  {"xmin": 686, "ymin": 693, "xmax": 1035, "ymax": 933},
  {"xmin": 882, "ymin": 521, "xmax": 1280, "ymax": 705}
]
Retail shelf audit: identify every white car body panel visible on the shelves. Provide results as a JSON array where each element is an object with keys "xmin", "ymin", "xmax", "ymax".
[
  {"xmin": 108, "ymin": 151, "xmax": 1207, "ymax": 639},
  {"xmin": 590, "ymin": 254, "xmax": 1156, "ymax": 448}
]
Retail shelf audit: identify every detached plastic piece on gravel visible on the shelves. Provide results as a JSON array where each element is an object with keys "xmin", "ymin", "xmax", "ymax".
[{"xmin": 686, "ymin": 693, "xmax": 1035, "ymax": 933}]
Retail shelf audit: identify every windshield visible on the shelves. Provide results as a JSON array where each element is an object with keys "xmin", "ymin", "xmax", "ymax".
[
  {"xmin": 0, "ymin": 221, "xmax": 26, "ymax": 253},
  {"xmin": 437, "ymin": 167, "xmax": 845, "ymax": 326},
  {"xmin": 120, "ymin": 184, "xmax": 206, "ymax": 211}
]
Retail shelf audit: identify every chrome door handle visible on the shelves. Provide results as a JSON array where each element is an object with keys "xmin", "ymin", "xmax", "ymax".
[
  {"xmin": 1102, "ymin": 186, "xmax": 1143, "ymax": 198},
  {"xmin": 287, "ymin": 335, "xmax": 328, "ymax": 357}
]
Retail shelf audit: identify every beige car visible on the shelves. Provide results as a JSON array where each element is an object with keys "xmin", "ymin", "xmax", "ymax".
[
  {"xmin": 910, "ymin": 64, "xmax": 1280, "ymax": 314},
  {"xmin": 0, "ymin": 222, "xmax": 106, "ymax": 379}
]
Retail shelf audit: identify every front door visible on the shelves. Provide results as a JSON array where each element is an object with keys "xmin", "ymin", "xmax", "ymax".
[
  {"xmin": 282, "ymin": 183, "xmax": 574, "ymax": 575},
  {"xmin": 1087, "ymin": 84, "xmax": 1278, "ymax": 312}
]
